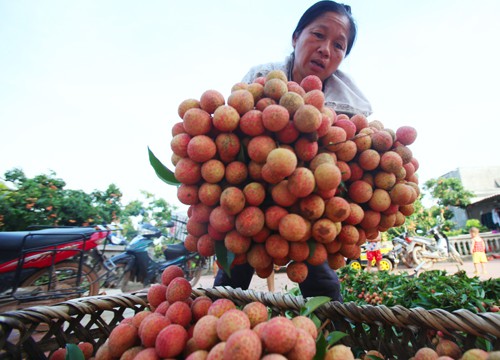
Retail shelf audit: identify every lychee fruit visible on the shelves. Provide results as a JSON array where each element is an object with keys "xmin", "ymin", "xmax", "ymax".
[
  {"xmin": 220, "ymin": 186, "xmax": 246, "ymax": 215},
  {"xmin": 216, "ymin": 309, "xmax": 251, "ymax": 341},
  {"xmin": 264, "ymin": 78, "xmax": 288, "ymax": 101},
  {"xmin": 396, "ymin": 125, "xmax": 417, "ymax": 145},
  {"xmin": 192, "ymin": 314, "xmax": 219, "ymax": 350},
  {"xmin": 228, "ymin": 89, "xmax": 254, "ymax": 115},
  {"xmin": 293, "ymin": 104, "xmax": 322, "ymax": 133},
  {"xmin": 436, "ymin": 339, "xmax": 462, "ymax": 359},
  {"xmin": 324, "ymin": 344, "xmax": 355, "ymax": 360},
  {"xmin": 183, "ymin": 108, "xmax": 212, "ymax": 136},
  {"xmin": 166, "ymin": 301, "xmax": 192, "ymax": 328},
  {"xmin": 300, "ymin": 75, "xmax": 322, "ymax": 92},
  {"xmin": 266, "ymin": 148, "xmax": 298, "ymax": 178},
  {"xmin": 239, "ymin": 109, "xmax": 265, "ymax": 136},
  {"xmin": 261, "ymin": 316, "xmax": 298, "ymax": 354},
  {"xmin": 286, "ymin": 261, "xmax": 308, "ymax": 283},
  {"xmin": 286, "ymin": 328, "xmax": 316, "ymax": 360},
  {"xmin": 200, "ymin": 89, "xmax": 225, "ymax": 114},
  {"xmin": 178, "ymin": 98, "xmax": 200, "ymax": 119},
  {"xmin": 166, "ymin": 277, "xmax": 192, "ymax": 303},
  {"xmin": 207, "ymin": 298, "xmax": 237, "ymax": 318},
  {"xmin": 235, "ymin": 206, "xmax": 265, "ymax": 237},
  {"xmin": 291, "ymin": 315, "xmax": 318, "ymax": 340},
  {"xmin": 279, "ymin": 91, "xmax": 304, "ymax": 116},
  {"xmin": 242, "ymin": 302, "xmax": 269, "ymax": 328},
  {"xmin": 223, "ymin": 328, "xmax": 262, "ymax": 360},
  {"xmin": 224, "ymin": 230, "xmax": 251, "ymax": 255},
  {"xmin": 108, "ymin": 323, "xmax": 139, "ymax": 358},
  {"xmin": 147, "ymin": 283, "xmax": 167, "ymax": 308},
  {"xmin": 262, "ymin": 104, "xmax": 290, "ymax": 132},
  {"xmin": 413, "ymin": 347, "xmax": 439, "ymax": 360},
  {"xmin": 155, "ymin": 324, "xmax": 189, "ymax": 359},
  {"xmin": 139, "ymin": 313, "xmax": 171, "ymax": 348},
  {"xmin": 278, "ymin": 213, "xmax": 309, "ymax": 242}
]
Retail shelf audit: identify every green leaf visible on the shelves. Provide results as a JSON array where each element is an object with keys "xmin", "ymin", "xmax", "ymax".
[
  {"xmin": 314, "ymin": 333, "xmax": 328, "ymax": 360},
  {"xmin": 309, "ymin": 312, "xmax": 322, "ymax": 329},
  {"xmin": 237, "ymin": 141, "xmax": 247, "ymax": 163},
  {"xmin": 65, "ymin": 344, "xmax": 84, "ymax": 360},
  {"xmin": 148, "ymin": 147, "xmax": 180, "ymax": 186},
  {"xmin": 300, "ymin": 296, "xmax": 331, "ymax": 316},
  {"xmin": 367, "ymin": 355, "xmax": 384, "ymax": 360},
  {"xmin": 215, "ymin": 241, "xmax": 234, "ymax": 278},
  {"xmin": 326, "ymin": 331, "xmax": 349, "ymax": 347},
  {"xmin": 307, "ymin": 239, "xmax": 317, "ymax": 258}
]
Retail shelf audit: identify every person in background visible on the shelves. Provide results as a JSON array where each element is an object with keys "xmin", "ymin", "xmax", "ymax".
[
  {"xmin": 470, "ymin": 227, "xmax": 488, "ymax": 275},
  {"xmin": 266, "ymin": 269, "xmax": 275, "ymax": 292},
  {"xmin": 365, "ymin": 233, "xmax": 382, "ymax": 272},
  {"xmin": 214, "ymin": 0, "xmax": 372, "ymax": 302}
]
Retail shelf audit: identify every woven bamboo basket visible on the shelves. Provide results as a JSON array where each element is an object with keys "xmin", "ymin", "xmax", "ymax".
[{"xmin": 0, "ymin": 286, "xmax": 499, "ymax": 359}]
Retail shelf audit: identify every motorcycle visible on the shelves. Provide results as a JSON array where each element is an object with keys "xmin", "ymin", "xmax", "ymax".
[
  {"xmin": 0, "ymin": 225, "xmax": 109, "ymax": 312},
  {"xmin": 103, "ymin": 219, "xmax": 206, "ymax": 292},
  {"xmin": 391, "ymin": 229, "xmax": 417, "ymax": 268},
  {"xmin": 396, "ymin": 221, "xmax": 464, "ymax": 271}
]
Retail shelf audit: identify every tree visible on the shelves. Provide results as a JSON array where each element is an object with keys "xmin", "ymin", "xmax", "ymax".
[
  {"xmin": 0, "ymin": 169, "xmax": 125, "ymax": 230},
  {"xmin": 423, "ymin": 177, "xmax": 475, "ymax": 232},
  {"xmin": 119, "ymin": 191, "xmax": 178, "ymax": 239},
  {"xmin": 386, "ymin": 176, "xmax": 475, "ymax": 238},
  {"xmin": 424, "ymin": 177, "xmax": 474, "ymax": 209}
]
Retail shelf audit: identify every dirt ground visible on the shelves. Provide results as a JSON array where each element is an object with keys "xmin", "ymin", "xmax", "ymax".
[
  {"xmin": 191, "ymin": 258, "xmax": 500, "ymax": 295},
  {"xmin": 105, "ymin": 257, "xmax": 500, "ymax": 296}
]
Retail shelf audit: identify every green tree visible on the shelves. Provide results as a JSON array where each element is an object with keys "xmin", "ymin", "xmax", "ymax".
[
  {"xmin": 0, "ymin": 168, "xmax": 125, "ymax": 230},
  {"xmin": 109, "ymin": 192, "xmax": 178, "ymax": 240},
  {"xmin": 386, "ymin": 176, "xmax": 474, "ymax": 238},
  {"xmin": 424, "ymin": 177, "xmax": 474, "ymax": 209},
  {"xmin": 423, "ymin": 177, "xmax": 474, "ymax": 232}
]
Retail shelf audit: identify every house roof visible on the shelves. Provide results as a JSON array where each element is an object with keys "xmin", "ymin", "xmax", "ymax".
[{"xmin": 467, "ymin": 193, "xmax": 500, "ymax": 207}]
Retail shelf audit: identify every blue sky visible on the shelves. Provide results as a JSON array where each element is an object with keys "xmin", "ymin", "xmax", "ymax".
[{"xmin": 1, "ymin": 1, "xmax": 500, "ymax": 213}]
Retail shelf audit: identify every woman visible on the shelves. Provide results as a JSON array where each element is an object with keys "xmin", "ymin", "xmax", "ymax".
[
  {"xmin": 242, "ymin": 0, "xmax": 371, "ymax": 117},
  {"xmin": 214, "ymin": 1, "xmax": 372, "ymax": 301}
]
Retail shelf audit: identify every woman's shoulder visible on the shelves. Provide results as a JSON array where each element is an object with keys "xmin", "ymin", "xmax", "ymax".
[
  {"xmin": 241, "ymin": 57, "xmax": 290, "ymax": 83},
  {"xmin": 323, "ymin": 69, "xmax": 373, "ymax": 117}
]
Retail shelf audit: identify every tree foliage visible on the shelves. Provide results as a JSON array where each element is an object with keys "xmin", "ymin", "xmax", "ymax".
[
  {"xmin": 0, "ymin": 168, "xmax": 176, "ymax": 232},
  {"xmin": 423, "ymin": 177, "xmax": 474, "ymax": 209},
  {"xmin": 387, "ymin": 177, "xmax": 476, "ymax": 238}
]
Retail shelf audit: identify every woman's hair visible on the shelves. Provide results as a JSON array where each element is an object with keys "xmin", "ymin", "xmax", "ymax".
[{"xmin": 292, "ymin": 1, "xmax": 357, "ymax": 56}]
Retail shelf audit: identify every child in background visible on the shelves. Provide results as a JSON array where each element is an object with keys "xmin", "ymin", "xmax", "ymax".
[
  {"xmin": 470, "ymin": 227, "xmax": 488, "ymax": 275},
  {"xmin": 366, "ymin": 233, "xmax": 382, "ymax": 272}
]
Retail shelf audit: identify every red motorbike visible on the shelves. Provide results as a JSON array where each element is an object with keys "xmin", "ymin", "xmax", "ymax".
[{"xmin": 0, "ymin": 225, "xmax": 109, "ymax": 312}]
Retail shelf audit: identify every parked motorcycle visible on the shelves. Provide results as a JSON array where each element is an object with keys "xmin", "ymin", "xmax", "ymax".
[
  {"xmin": 0, "ymin": 226, "xmax": 109, "ymax": 311},
  {"xmin": 392, "ymin": 221, "xmax": 464, "ymax": 271},
  {"xmin": 411, "ymin": 222, "xmax": 464, "ymax": 270},
  {"xmin": 391, "ymin": 229, "xmax": 417, "ymax": 268},
  {"xmin": 103, "ymin": 219, "xmax": 206, "ymax": 292}
]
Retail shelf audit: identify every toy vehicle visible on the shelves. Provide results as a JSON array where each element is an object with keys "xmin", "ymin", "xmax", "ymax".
[{"xmin": 347, "ymin": 241, "xmax": 399, "ymax": 271}]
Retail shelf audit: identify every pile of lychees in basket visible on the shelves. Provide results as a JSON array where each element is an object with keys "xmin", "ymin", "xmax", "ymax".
[
  {"xmin": 171, "ymin": 70, "xmax": 420, "ymax": 282},
  {"xmin": 90, "ymin": 265, "xmax": 336, "ymax": 359}
]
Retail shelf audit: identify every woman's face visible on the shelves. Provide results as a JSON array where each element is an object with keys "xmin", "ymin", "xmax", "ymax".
[{"xmin": 292, "ymin": 11, "xmax": 351, "ymax": 84}]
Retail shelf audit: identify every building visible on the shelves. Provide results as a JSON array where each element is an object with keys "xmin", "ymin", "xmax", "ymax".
[{"xmin": 441, "ymin": 166, "xmax": 500, "ymax": 228}]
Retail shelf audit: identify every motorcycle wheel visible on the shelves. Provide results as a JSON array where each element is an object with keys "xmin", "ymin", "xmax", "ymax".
[
  {"xmin": 450, "ymin": 247, "xmax": 464, "ymax": 265},
  {"xmin": 349, "ymin": 260, "xmax": 362, "ymax": 271},
  {"xmin": 19, "ymin": 260, "xmax": 99, "ymax": 301},
  {"xmin": 379, "ymin": 258, "xmax": 393, "ymax": 271},
  {"xmin": 412, "ymin": 246, "xmax": 434, "ymax": 270},
  {"xmin": 398, "ymin": 252, "xmax": 413, "ymax": 268},
  {"xmin": 103, "ymin": 262, "xmax": 130, "ymax": 292},
  {"xmin": 184, "ymin": 258, "xmax": 204, "ymax": 288},
  {"xmin": 115, "ymin": 264, "xmax": 131, "ymax": 293}
]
